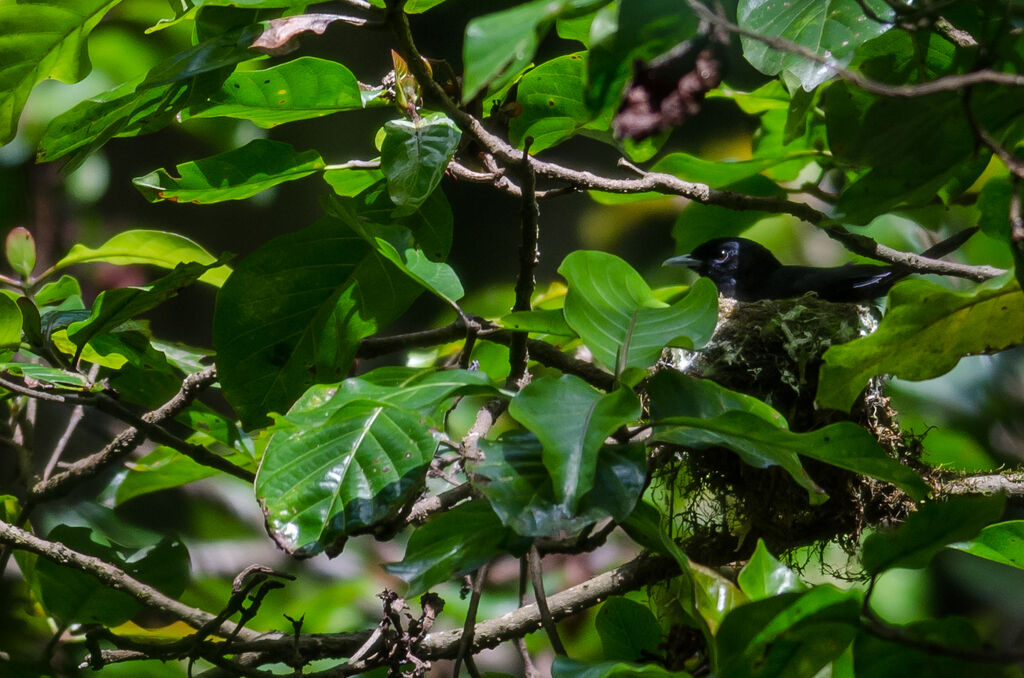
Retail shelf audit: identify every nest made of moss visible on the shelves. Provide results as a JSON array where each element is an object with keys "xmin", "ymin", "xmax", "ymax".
[{"xmin": 651, "ymin": 294, "xmax": 927, "ymax": 572}]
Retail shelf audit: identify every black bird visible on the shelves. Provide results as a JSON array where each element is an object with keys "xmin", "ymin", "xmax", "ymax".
[{"xmin": 664, "ymin": 229, "xmax": 977, "ymax": 302}]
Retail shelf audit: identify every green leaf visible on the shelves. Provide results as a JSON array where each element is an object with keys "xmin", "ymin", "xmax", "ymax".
[
  {"xmin": 596, "ymin": 598, "xmax": 663, "ymax": 662},
  {"xmin": 462, "ymin": 0, "xmax": 610, "ymax": 103},
  {"xmin": 853, "ymin": 617, "xmax": 1014, "ymax": 678},
  {"xmin": 0, "ymin": 0, "xmax": 121, "ymax": 144},
  {"xmin": 38, "ymin": 25, "xmax": 262, "ymax": 169},
  {"xmin": 717, "ymin": 587, "xmax": 860, "ymax": 678},
  {"xmin": 285, "ymin": 366, "xmax": 496, "ymax": 424},
  {"xmin": 54, "ymin": 230, "xmax": 230, "ymax": 287},
  {"xmin": 383, "ymin": 500, "xmax": 527, "ymax": 596},
  {"xmin": 647, "ymin": 370, "xmax": 787, "ymax": 429},
  {"xmin": 818, "ymin": 277, "xmax": 1024, "ymax": 412},
  {"xmin": 738, "ymin": 0, "xmax": 892, "ymax": 91},
  {"xmin": 559, "ymin": 251, "xmax": 718, "ymax": 377},
  {"xmin": 6, "ymin": 227, "xmax": 36, "ymax": 278},
  {"xmin": 949, "ymin": 520, "xmax": 1024, "ymax": 570},
  {"xmin": 499, "ymin": 309, "xmax": 576, "ymax": 336},
  {"xmin": 508, "ymin": 375, "xmax": 640, "ymax": 509},
  {"xmin": 113, "ymin": 447, "xmax": 219, "ymax": 505},
  {"xmin": 213, "ymin": 218, "xmax": 421, "ymax": 427},
  {"xmin": 861, "ymin": 495, "xmax": 1007, "ymax": 576},
  {"xmin": 0, "ymin": 294, "xmax": 23, "ymax": 350},
  {"xmin": 473, "ymin": 431, "xmax": 645, "ymax": 536},
  {"xmin": 551, "ymin": 657, "xmax": 692, "ymax": 678},
  {"xmin": 0, "ymin": 363, "xmax": 89, "ymax": 390},
  {"xmin": 509, "ymin": 52, "xmax": 593, "ymax": 152},
  {"xmin": 738, "ymin": 540, "xmax": 806, "ymax": 600},
  {"xmin": 380, "ymin": 112, "xmax": 461, "ymax": 210},
  {"xmin": 34, "ymin": 525, "xmax": 188, "ymax": 626},
  {"xmin": 189, "ymin": 56, "xmax": 381, "ymax": 127},
  {"xmin": 66, "ymin": 261, "xmax": 217, "ymax": 363},
  {"xmin": 134, "ymin": 138, "xmax": 325, "ymax": 204},
  {"xmin": 323, "ymin": 167, "xmax": 385, "ymax": 197},
  {"xmin": 257, "ymin": 400, "xmax": 437, "ymax": 557}
]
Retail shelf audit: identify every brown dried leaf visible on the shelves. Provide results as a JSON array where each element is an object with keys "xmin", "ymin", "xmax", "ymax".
[{"xmin": 252, "ymin": 13, "xmax": 363, "ymax": 56}]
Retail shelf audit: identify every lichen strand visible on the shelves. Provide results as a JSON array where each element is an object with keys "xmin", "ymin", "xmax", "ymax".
[{"xmin": 653, "ymin": 294, "xmax": 922, "ymax": 572}]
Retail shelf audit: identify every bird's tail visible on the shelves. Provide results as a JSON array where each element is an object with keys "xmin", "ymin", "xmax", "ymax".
[{"xmin": 919, "ymin": 226, "xmax": 978, "ymax": 259}]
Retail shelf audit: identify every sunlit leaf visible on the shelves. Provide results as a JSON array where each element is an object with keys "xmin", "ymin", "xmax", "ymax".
[
  {"xmin": 380, "ymin": 112, "xmax": 461, "ymax": 210},
  {"xmin": 949, "ymin": 520, "xmax": 1024, "ymax": 570},
  {"xmin": 738, "ymin": 539, "xmax": 806, "ymax": 600}
]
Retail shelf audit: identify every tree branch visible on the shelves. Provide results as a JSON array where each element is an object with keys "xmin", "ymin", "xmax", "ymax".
[{"xmin": 940, "ymin": 472, "xmax": 1024, "ymax": 497}]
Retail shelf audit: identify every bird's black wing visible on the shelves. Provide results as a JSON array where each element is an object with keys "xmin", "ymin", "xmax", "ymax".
[{"xmin": 766, "ymin": 264, "xmax": 896, "ymax": 302}]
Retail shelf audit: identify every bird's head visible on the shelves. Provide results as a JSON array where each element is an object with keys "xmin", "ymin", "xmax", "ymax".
[{"xmin": 663, "ymin": 237, "xmax": 782, "ymax": 298}]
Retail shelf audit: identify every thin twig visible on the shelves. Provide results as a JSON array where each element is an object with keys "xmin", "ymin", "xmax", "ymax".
[
  {"xmin": 452, "ymin": 562, "xmax": 490, "ymax": 677},
  {"xmin": 508, "ymin": 142, "xmax": 540, "ymax": 387},
  {"xmin": 42, "ymin": 364, "xmax": 100, "ymax": 481},
  {"xmin": 527, "ymin": 544, "xmax": 567, "ymax": 656}
]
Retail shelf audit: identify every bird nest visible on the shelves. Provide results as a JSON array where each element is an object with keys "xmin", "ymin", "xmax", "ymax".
[{"xmin": 650, "ymin": 294, "xmax": 923, "ymax": 573}]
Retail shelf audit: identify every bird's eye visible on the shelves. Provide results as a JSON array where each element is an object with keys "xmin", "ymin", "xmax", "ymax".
[{"xmin": 713, "ymin": 248, "xmax": 731, "ymax": 263}]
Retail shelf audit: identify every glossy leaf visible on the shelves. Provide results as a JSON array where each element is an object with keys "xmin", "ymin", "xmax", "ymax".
[
  {"xmin": 508, "ymin": 375, "xmax": 640, "ymax": 509},
  {"xmin": 949, "ymin": 520, "xmax": 1024, "ymax": 570},
  {"xmin": 500, "ymin": 309, "xmax": 576, "ymax": 336},
  {"xmin": 54, "ymin": 230, "xmax": 230, "ymax": 287},
  {"xmin": 380, "ymin": 112, "xmax": 461, "ymax": 210},
  {"xmin": 383, "ymin": 500, "xmax": 527, "ymax": 596},
  {"xmin": 323, "ymin": 167, "xmax": 385, "ymax": 197},
  {"xmin": 738, "ymin": 0, "xmax": 892, "ymax": 91},
  {"xmin": 861, "ymin": 495, "xmax": 1007, "ymax": 575},
  {"xmin": 0, "ymin": 363, "xmax": 90, "ymax": 390},
  {"xmin": 818, "ymin": 277, "xmax": 1024, "ymax": 412},
  {"xmin": 213, "ymin": 218, "xmax": 421, "ymax": 427},
  {"xmin": 473, "ymin": 431, "xmax": 645, "ymax": 536},
  {"xmin": 461, "ymin": 0, "xmax": 610, "ymax": 102},
  {"xmin": 257, "ymin": 400, "xmax": 437, "ymax": 557},
  {"xmin": 717, "ymin": 587, "xmax": 860, "ymax": 678},
  {"xmin": 559, "ymin": 251, "xmax": 718, "ymax": 377},
  {"xmin": 134, "ymin": 139, "xmax": 325, "ymax": 204},
  {"xmin": 0, "ymin": 0, "xmax": 121, "ymax": 144},
  {"xmin": 597, "ymin": 598, "xmax": 663, "ymax": 662},
  {"xmin": 34, "ymin": 526, "xmax": 188, "ymax": 626},
  {"xmin": 738, "ymin": 540, "xmax": 806, "ymax": 600},
  {"xmin": 189, "ymin": 56, "xmax": 379, "ymax": 127}
]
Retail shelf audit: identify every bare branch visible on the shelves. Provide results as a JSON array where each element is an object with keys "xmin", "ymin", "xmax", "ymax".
[
  {"xmin": 30, "ymin": 367, "xmax": 220, "ymax": 503},
  {"xmin": 940, "ymin": 472, "xmax": 1024, "ymax": 497},
  {"xmin": 527, "ymin": 545, "xmax": 566, "ymax": 655}
]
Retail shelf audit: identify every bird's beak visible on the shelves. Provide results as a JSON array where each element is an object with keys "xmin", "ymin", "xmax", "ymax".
[{"xmin": 663, "ymin": 254, "xmax": 701, "ymax": 270}]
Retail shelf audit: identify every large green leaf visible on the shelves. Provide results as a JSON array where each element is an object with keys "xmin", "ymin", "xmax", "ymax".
[
  {"xmin": 134, "ymin": 138, "xmax": 325, "ymax": 203},
  {"xmin": 509, "ymin": 52, "xmax": 594, "ymax": 152},
  {"xmin": 189, "ymin": 56, "xmax": 381, "ymax": 127},
  {"xmin": 737, "ymin": 0, "xmax": 892, "ymax": 91},
  {"xmin": 949, "ymin": 520, "xmax": 1024, "ymax": 570},
  {"xmin": 0, "ymin": 294, "xmax": 23, "ymax": 350},
  {"xmin": 861, "ymin": 495, "xmax": 1007, "ymax": 576},
  {"xmin": 596, "ymin": 598, "xmax": 663, "ymax": 663},
  {"xmin": 112, "ymin": 446, "xmax": 219, "ymax": 506},
  {"xmin": 653, "ymin": 411, "xmax": 929, "ymax": 503},
  {"xmin": 213, "ymin": 218, "xmax": 420, "ymax": 427},
  {"xmin": 34, "ymin": 525, "xmax": 188, "ymax": 626},
  {"xmin": 257, "ymin": 400, "xmax": 437, "ymax": 557},
  {"xmin": 559, "ymin": 250, "xmax": 718, "ymax": 378},
  {"xmin": 66, "ymin": 261, "xmax": 217, "ymax": 361},
  {"xmin": 473, "ymin": 431, "xmax": 645, "ymax": 536},
  {"xmin": 380, "ymin": 112, "xmax": 461, "ymax": 210},
  {"xmin": 461, "ymin": 0, "xmax": 611, "ymax": 103},
  {"xmin": 508, "ymin": 374, "xmax": 640, "ymax": 509},
  {"xmin": 818, "ymin": 277, "xmax": 1024, "ymax": 412},
  {"xmin": 0, "ymin": 0, "xmax": 121, "ymax": 144},
  {"xmin": 54, "ymin": 230, "xmax": 230, "ymax": 287},
  {"xmin": 646, "ymin": 370, "xmax": 787, "ymax": 429},
  {"xmin": 383, "ymin": 500, "xmax": 528, "ymax": 596},
  {"xmin": 717, "ymin": 587, "xmax": 860, "ymax": 678},
  {"xmin": 38, "ymin": 25, "xmax": 262, "ymax": 169}
]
